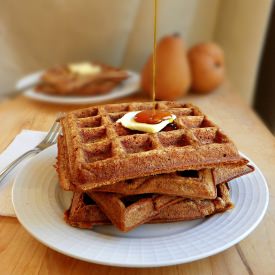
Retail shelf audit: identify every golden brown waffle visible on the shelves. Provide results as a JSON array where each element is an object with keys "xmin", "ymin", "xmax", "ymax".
[
  {"xmin": 65, "ymin": 183, "xmax": 233, "ymax": 230},
  {"xmin": 151, "ymin": 183, "xmax": 233, "ymax": 223},
  {"xmin": 58, "ymin": 133, "xmax": 218, "ymax": 197},
  {"xmin": 59, "ymin": 101, "xmax": 247, "ymax": 190},
  {"xmin": 35, "ymin": 63, "xmax": 128, "ymax": 95},
  {"xmin": 65, "ymin": 192, "xmax": 109, "ymax": 229},
  {"xmin": 94, "ymin": 170, "xmax": 217, "ymax": 199},
  {"xmin": 57, "ymin": 135, "xmax": 252, "ymax": 199},
  {"xmin": 87, "ymin": 192, "xmax": 182, "ymax": 232},
  {"xmin": 57, "ymin": 135, "xmax": 73, "ymax": 191},
  {"xmin": 212, "ymin": 164, "xmax": 254, "ymax": 184},
  {"xmin": 94, "ymin": 165, "xmax": 253, "ymax": 198}
]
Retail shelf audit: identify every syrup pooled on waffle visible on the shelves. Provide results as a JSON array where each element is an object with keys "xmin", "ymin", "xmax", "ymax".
[{"xmin": 59, "ymin": 101, "xmax": 247, "ymax": 190}]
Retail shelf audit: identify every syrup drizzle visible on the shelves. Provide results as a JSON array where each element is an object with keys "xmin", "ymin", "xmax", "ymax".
[
  {"xmin": 133, "ymin": 1, "xmax": 175, "ymax": 126},
  {"xmin": 152, "ymin": 0, "xmax": 158, "ymax": 109},
  {"xmin": 133, "ymin": 1, "xmax": 176, "ymax": 127},
  {"xmin": 134, "ymin": 110, "xmax": 173, "ymax": 124}
]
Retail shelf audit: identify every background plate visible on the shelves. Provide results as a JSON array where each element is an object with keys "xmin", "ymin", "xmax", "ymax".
[
  {"xmin": 16, "ymin": 70, "xmax": 140, "ymax": 105},
  {"xmin": 12, "ymin": 145, "xmax": 269, "ymax": 267}
]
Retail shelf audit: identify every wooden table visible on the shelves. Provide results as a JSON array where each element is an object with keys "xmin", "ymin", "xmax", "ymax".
[{"xmin": 0, "ymin": 83, "xmax": 274, "ymax": 274}]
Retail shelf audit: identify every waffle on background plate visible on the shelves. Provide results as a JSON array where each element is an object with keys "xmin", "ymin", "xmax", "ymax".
[
  {"xmin": 56, "ymin": 101, "xmax": 254, "ymax": 232},
  {"xmin": 35, "ymin": 63, "xmax": 129, "ymax": 96}
]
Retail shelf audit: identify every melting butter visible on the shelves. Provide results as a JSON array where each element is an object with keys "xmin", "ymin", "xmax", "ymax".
[
  {"xmin": 117, "ymin": 111, "xmax": 176, "ymax": 133},
  {"xmin": 68, "ymin": 62, "xmax": 101, "ymax": 75}
]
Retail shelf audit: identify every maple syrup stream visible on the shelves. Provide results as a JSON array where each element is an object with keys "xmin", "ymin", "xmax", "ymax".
[{"xmin": 134, "ymin": 0, "xmax": 173, "ymax": 125}]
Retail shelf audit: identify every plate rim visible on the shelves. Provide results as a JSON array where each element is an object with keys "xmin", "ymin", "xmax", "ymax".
[{"xmin": 12, "ymin": 146, "xmax": 269, "ymax": 267}]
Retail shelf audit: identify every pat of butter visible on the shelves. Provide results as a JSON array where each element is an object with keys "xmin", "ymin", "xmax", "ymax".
[
  {"xmin": 117, "ymin": 111, "xmax": 176, "ymax": 133},
  {"xmin": 68, "ymin": 62, "xmax": 101, "ymax": 75}
]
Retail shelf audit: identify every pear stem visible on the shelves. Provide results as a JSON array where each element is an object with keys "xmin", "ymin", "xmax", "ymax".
[{"xmin": 173, "ymin": 32, "xmax": 180, "ymax": 37}]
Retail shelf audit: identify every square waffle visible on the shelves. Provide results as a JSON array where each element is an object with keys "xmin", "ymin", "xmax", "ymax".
[
  {"xmin": 65, "ymin": 183, "xmax": 232, "ymax": 230},
  {"xmin": 65, "ymin": 192, "xmax": 109, "ymax": 229},
  {"xmin": 59, "ymin": 101, "xmax": 248, "ymax": 190},
  {"xmin": 151, "ymin": 183, "xmax": 233, "ymax": 223},
  {"xmin": 57, "ymin": 135, "xmax": 252, "ymax": 199},
  {"xmin": 35, "ymin": 63, "xmax": 129, "ymax": 95},
  {"xmin": 94, "ymin": 165, "xmax": 253, "ymax": 198},
  {"xmin": 87, "ymin": 192, "xmax": 182, "ymax": 232}
]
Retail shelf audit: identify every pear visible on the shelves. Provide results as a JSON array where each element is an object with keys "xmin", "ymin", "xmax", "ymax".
[
  {"xmin": 141, "ymin": 34, "xmax": 191, "ymax": 100},
  {"xmin": 188, "ymin": 42, "xmax": 225, "ymax": 94}
]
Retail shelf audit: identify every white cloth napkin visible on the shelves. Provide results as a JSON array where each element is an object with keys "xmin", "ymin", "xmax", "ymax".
[{"xmin": 0, "ymin": 130, "xmax": 46, "ymax": 217}]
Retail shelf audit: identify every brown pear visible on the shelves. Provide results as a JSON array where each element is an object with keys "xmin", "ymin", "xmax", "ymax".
[
  {"xmin": 141, "ymin": 34, "xmax": 191, "ymax": 100},
  {"xmin": 188, "ymin": 42, "xmax": 225, "ymax": 94}
]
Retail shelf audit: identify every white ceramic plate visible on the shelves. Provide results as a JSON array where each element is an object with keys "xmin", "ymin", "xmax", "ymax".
[
  {"xmin": 16, "ymin": 70, "xmax": 140, "ymax": 105},
  {"xmin": 12, "ymin": 145, "xmax": 269, "ymax": 267}
]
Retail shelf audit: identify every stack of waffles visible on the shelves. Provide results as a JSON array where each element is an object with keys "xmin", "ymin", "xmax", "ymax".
[
  {"xmin": 36, "ymin": 63, "xmax": 128, "ymax": 96},
  {"xmin": 57, "ymin": 101, "xmax": 254, "ymax": 232}
]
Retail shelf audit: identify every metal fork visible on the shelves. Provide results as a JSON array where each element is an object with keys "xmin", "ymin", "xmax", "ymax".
[{"xmin": 0, "ymin": 115, "xmax": 62, "ymax": 184}]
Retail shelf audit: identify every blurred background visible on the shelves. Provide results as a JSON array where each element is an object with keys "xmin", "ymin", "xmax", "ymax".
[{"xmin": 0, "ymin": 0, "xmax": 274, "ymax": 132}]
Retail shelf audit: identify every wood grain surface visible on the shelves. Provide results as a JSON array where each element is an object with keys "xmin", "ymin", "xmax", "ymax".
[{"xmin": 0, "ymin": 83, "xmax": 274, "ymax": 275}]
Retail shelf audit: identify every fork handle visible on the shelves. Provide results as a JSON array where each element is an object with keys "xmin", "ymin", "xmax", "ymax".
[{"xmin": 0, "ymin": 149, "xmax": 40, "ymax": 184}]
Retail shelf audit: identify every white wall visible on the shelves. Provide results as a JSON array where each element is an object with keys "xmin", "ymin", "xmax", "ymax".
[
  {"xmin": 214, "ymin": 0, "xmax": 272, "ymax": 104},
  {"xmin": 0, "ymin": 0, "xmax": 272, "ymax": 105}
]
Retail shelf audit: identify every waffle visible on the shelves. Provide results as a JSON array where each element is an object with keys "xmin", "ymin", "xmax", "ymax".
[
  {"xmin": 65, "ymin": 183, "xmax": 233, "ymax": 229},
  {"xmin": 152, "ymin": 183, "xmax": 233, "ymax": 222},
  {"xmin": 57, "ymin": 135, "xmax": 73, "ymax": 191},
  {"xmin": 57, "ymin": 134, "xmax": 252, "ymax": 200},
  {"xmin": 59, "ymin": 101, "xmax": 247, "ymax": 190},
  {"xmin": 213, "ymin": 164, "xmax": 254, "ymax": 184},
  {"xmin": 64, "ymin": 192, "xmax": 109, "ymax": 229},
  {"xmin": 35, "ymin": 63, "xmax": 129, "ymax": 95},
  {"xmin": 94, "ymin": 165, "xmax": 253, "ymax": 198},
  {"xmin": 87, "ymin": 192, "xmax": 182, "ymax": 232},
  {"xmin": 58, "ymin": 133, "xmax": 217, "ymax": 196}
]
